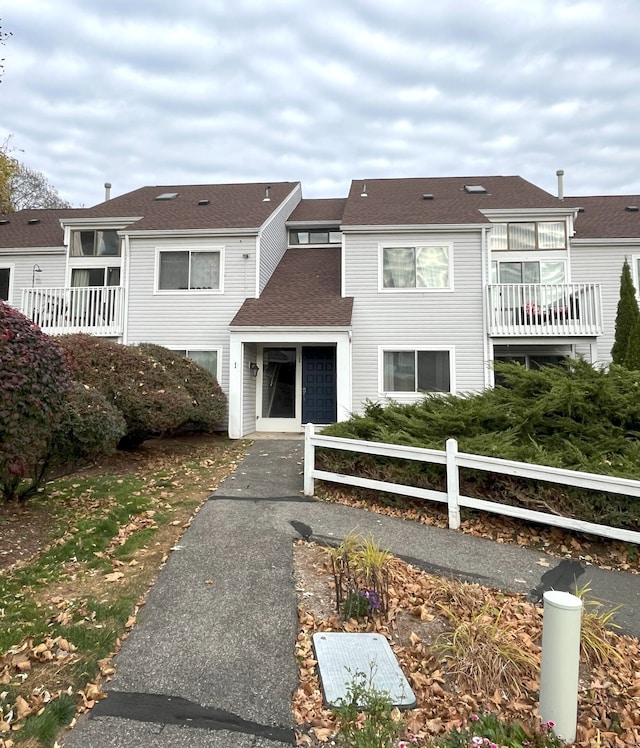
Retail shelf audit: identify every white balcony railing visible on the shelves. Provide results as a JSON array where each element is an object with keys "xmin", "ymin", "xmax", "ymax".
[
  {"xmin": 487, "ymin": 283, "xmax": 603, "ymax": 337},
  {"xmin": 21, "ymin": 286, "xmax": 125, "ymax": 336}
]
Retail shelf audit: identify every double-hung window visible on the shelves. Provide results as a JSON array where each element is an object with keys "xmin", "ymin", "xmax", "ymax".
[
  {"xmin": 381, "ymin": 245, "xmax": 451, "ymax": 290},
  {"xmin": 157, "ymin": 249, "xmax": 222, "ymax": 291},
  {"xmin": 382, "ymin": 349, "xmax": 452, "ymax": 394}
]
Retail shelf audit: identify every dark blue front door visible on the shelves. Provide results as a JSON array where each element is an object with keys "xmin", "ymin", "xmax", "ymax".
[{"xmin": 302, "ymin": 347, "xmax": 336, "ymax": 424}]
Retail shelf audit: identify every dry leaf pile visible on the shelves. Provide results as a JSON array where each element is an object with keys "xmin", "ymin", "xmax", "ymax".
[{"xmin": 293, "ymin": 541, "xmax": 640, "ymax": 747}]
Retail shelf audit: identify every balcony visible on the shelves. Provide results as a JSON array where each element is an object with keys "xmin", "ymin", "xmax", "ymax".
[
  {"xmin": 21, "ymin": 286, "xmax": 125, "ymax": 336},
  {"xmin": 487, "ymin": 283, "xmax": 603, "ymax": 337}
]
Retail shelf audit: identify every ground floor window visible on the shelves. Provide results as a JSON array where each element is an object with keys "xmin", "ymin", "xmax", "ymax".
[
  {"xmin": 174, "ymin": 349, "xmax": 219, "ymax": 379},
  {"xmin": 382, "ymin": 349, "xmax": 451, "ymax": 393},
  {"xmin": 0, "ymin": 267, "xmax": 10, "ymax": 301},
  {"xmin": 493, "ymin": 352, "xmax": 566, "ymax": 386}
]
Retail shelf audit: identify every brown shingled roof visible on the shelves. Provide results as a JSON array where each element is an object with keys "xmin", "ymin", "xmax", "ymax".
[
  {"xmin": 564, "ymin": 195, "xmax": 640, "ymax": 239},
  {"xmin": 0, "ymin": 208, "xmax": 82, "ymax": 249},
  {"xmin": 341, "ymin": 176, "xmax": 561, "ymax": 226},
  {"xmin": 287, "ymin": 198, "xmax": 346, "ymax": 223},
  {"xmin": 85, "ymin": 182, "xmax": 300, "ymax": 231},
  {"xmin": 230, "ymin": 247, "xmax": 353, "ymax": 327}
]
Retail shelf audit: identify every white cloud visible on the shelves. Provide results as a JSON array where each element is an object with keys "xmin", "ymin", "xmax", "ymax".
[{"xmin": 1, "ymin": 0, "xmax": 640, "ymax": 206}]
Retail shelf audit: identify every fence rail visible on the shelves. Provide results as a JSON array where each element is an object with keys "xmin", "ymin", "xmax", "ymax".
[{"xmin": 304, "ymin": 423, "xmax": 640, "ymax": 545}]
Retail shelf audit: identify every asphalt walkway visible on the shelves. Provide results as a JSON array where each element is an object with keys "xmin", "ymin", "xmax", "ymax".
[{"xmin": 62, "ymin": 438, "xmax": 640, "ymax": 747}]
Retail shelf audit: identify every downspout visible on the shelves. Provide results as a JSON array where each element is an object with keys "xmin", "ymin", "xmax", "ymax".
[
  {"xmin": 121, "ymin": 233, "xmax": 130, "ymax": 344},
  {"xmin": 481, "ymin": 226, "xmax": 492, "ymax": 388}
]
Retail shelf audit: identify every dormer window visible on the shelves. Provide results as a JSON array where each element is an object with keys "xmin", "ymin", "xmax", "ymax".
[
  {"xmin": 70, "ymin": 229, "xmax": 120, "ymax": 257},
  {"xmin": 289, "ymin": 229, "xmax": 342, "ymax": 245},
  {"xmin": 490, "ymin": 221, "xmax": 566, "ymax": 251}
]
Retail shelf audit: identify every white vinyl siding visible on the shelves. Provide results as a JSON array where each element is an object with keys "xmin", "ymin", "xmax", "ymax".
[
  {"xmin": 345, "ymin": 231, "xmax": 485, "ymax": 412},
  {"xmin": 258, "ymin": 185, "xmax": 302, "ymax": 295},
  {"xmin": 571, "ymin": 241, "xmax": 640, "ymax": 364},
  {"xmin": 243, "ymin": 343, "xmax": 258, "ymax": 435},
  {"xmin": 0, "ymin": 251, "xmax": 66, "ymax": 309},
  {"xmin": 126, "ymin": 235, "xmax": 259, "ymax": 398}
]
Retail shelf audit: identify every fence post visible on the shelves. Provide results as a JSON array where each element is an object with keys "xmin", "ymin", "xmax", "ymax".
[
  {"xmin": 304, "ymin": 423, "xmax": 315, "ymax": 496},
  {"xmin": 446, "ymin": 438, "xmax": 460, "ymax": 529}
]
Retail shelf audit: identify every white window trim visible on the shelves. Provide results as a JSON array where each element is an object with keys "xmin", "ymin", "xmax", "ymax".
[
  {"xmin": 632, "ymin": 255, "xmax": 640, "ymax": 293},
  {"xmin": 170, "ymin": 347, "xmax": 222, "ymax": 383},
  {"xmin": 0, "ymin": 263, "xmax": 14, "ymax": 304},
  {"xmin": 378, "ymin": 345, "xmax": 456, "ymax": 399},
  {"xmin": 378, "ymin": 242, "xmax": 454, "ymax": 292},
  {"xmin": 154, "ymin": 246, "xmax": 224, "ymax": 294}
]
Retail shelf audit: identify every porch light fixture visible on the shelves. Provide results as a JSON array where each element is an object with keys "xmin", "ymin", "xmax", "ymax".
[
  {"xmin": 32, "ymin": 263, "xmax": 42, "ymax": 287},
  {"xmin": 249, "ymin": 362, "xmax": 259, "ymax": 377}
]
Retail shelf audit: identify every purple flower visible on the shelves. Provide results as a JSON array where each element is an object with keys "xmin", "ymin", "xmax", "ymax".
[{"xmin": 470, "ymin": 714, "xmax": 480, "ymax": 722}]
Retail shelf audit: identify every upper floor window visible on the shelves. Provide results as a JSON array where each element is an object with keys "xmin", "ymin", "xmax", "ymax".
[
  {"xmin": 157, "ymin": 249, "xmax": 221, "ymax": 291},
  {"xmin": 491, "ymin": 260, "xmax": 565, "ymax": 284},
  {"xmin": 289, "ymin": 229, "xmax": 342, "ymax": 245},
  {"xmin": 490, "ymin": 221, "xmax": 566, "ymax": 251},
  {"xmin": 382, "ymin": 245, "xmax": 451, "ymax": 290},
  {"xmin": 71, "ymin": 267, "xmax": 121, "ymax": 287},
  {"xmin": 70, "ymin": 230, "xmax": 120, "ymax": 257},
  {"xmin": 0, "ymin": 267, "xmax": 11, "ymax": 301}
]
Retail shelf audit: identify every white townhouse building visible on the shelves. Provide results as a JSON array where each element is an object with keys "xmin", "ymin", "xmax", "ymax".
[{"xmin": 1, "ymin": 175, "xmax": 638, "ymax": 438}]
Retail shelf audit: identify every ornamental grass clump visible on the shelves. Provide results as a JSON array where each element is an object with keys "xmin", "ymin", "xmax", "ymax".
[
  {"xmin": 329, "ymin": 531, "xmax": 391, "ymax": 620},
  {"xmin": 433, "ymin": 604, "xmax": 539, "ymax": 697}
]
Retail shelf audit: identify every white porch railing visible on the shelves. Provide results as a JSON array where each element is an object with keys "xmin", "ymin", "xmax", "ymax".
[
  {"xmin": 487, "ymin": 283, "xmax": 603, "ymax": 336},
  {"xmin": 21, "ymin": 286, "xmax": 125, "ymax": 336},
  {"xmin": 304, "ymin": 424, "xmax": 640, "ymax": 545}
]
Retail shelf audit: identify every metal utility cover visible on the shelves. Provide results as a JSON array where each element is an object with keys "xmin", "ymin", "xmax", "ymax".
[{"xmin": 312, "ymin": 632, "xmax": 416, "ymax": 709}]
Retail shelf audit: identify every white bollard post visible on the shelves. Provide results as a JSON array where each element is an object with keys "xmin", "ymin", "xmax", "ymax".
[
  {"xmin": 304, "ymin": 422, "xmax": 315, "ymax": 496},
  {"xmin": 539, "ymin": 590, "xmax": 583, "ymax": 744}
]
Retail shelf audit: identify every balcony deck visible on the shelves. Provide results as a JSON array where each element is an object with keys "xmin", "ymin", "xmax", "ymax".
[
  {"xmin": 21, "ymin": 286, "xmax": 125, "ymax": 336},
  {"xmin": 487, "ymin": 283, "xmax": 603, "ymax": 337}
]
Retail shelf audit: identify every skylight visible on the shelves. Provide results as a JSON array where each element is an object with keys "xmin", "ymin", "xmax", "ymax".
[
  {"xmin": 464, "ymin": 185, "xmax": 487, "ymax": 194},
  {"xmin": 155, "ymin": 192, "xmax": 178, "ymax": 201}
]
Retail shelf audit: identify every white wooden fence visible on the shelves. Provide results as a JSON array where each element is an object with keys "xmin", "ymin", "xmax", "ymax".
[{"xmin": 304, "ymin": 423, "xmax": 640, "ymax": 545}]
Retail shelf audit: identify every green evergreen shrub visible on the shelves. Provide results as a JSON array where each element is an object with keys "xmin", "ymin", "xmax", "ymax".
[
  {"xmin": 56, "ymin": 334, "xmax": 196, "ymax": 448},
  {"xmin": 320, "ymin": 359, "xmax": 640, "ymax": 530},
  {"xmin": 624, "ymin": 317, "xmax": 640, "ymax": 371},
  {"xmin": 137, "ymin": 343, "xmax": 226, "ymax": 431},
  {"xmin": 0, "ymin": 302, "xmax": 71, "ymax": 502},
  {"xmin": 612, "ymin": 258, "xmax": 639, "ymax": 364}
]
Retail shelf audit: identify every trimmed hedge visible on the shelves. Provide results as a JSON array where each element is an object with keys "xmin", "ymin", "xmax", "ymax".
[
  {"xmin": 138, "ymin": 344, "xmax": 226, "ymax": 432},
  {"xmin": 57, "ymin": 336, "xmax": 227, "ymax": 448}
]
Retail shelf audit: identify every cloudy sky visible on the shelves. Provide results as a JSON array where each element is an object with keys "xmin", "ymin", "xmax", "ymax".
[{"xmin": 1, "ymin": 0, "xmax": 640, "ymax": 207}]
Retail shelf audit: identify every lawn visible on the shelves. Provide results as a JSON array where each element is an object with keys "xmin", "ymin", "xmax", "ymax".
[{"xmin": 0, "ymin": 434, "xmax": 246, "ymax": 747}]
